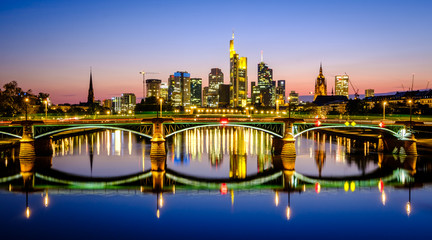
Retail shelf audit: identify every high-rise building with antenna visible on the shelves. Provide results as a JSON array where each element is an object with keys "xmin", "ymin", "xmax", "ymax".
[{"xmin": 229, "ymin": 33, "xmax": 248, "ymax": 107}]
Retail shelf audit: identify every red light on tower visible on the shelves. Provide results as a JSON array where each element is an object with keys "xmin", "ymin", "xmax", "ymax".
[
  {"xmin": 379, "ymin": 121, "xmax": 385, "ymax": 128},
  {"xmin": 220, "ymin": 183, "xmax": 228, "ymax": 195}
]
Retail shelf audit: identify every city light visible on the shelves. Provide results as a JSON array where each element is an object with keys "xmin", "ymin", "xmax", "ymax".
[
  {"xmin": 275, "ymin": 191, "xmax": 279, "ymax": 206},
  {"xmin": 220, "ymin": 183, "xmax": 228, "ymax": 195},
  {"xmin": 26, "ymin": 207, "xmax": 30, "ymax": 219},
  {"xmin": 315, "ymin": 182, "xmax": 321, "ymax": 194}
]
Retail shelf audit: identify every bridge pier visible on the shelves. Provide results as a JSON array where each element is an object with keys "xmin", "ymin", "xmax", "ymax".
[
  {"xmin": 402, "ymin": 133, "xmax": 417, "ymax": 156},
  {"xmin": 147, "ymin": 118, "xmax": 174, "ymax": 156},
  {"xmin": 151, "ymin": 155, "xmax": 166, "ymax": 191},
  {"xmin": 274, "ymin": 119, "xmax": 297, "ymax": 157},
  {"xmin": 378, "ymin": 133, "xmax": 417, "ymax": 156}
]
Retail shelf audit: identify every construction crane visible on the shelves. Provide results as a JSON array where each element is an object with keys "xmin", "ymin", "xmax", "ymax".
[
  {"xmin": 426, "ymin": 81, "xmax": 430, "ymax": 90},
  {"xmin": 349, "ymin": 79, "xmax": 360, "ymax": 100},
  {"xmin": 139, "ymin": 71, "xmax": 160, "ymax": 100}
]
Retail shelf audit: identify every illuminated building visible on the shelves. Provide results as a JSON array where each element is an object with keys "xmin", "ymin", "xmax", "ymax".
[
  {"xmin": 203, "ymin": 87, "xmax": 209, "ymax": 106},
  {"xmin": 276, "ymin": 80, "xmax": 286, "ymax": 102},
  {"xmin": 208, "ymin": 68, "xmax": 224, "ymax": 107},
  {"xmin": 167, "ymin": 75, "xmax": 175, "ymax": 101},
  {"xmin": 190, "ymin": 78, "xmax": 202, "ymax": 106},
  {"xmin": 170, "ymin": 71, "xmax": 191, "ymax": 107},
  {"xmin": 289, "ymin": 91, "xmax": 299, "ymax": 105},
  {"xmin": 87, "ymin": 69, "xmax": 95, "ymax": 105},
  {"xmin": 102, "ymin": 99, "xmax": 112, "ymax": 108},
  {"xmin": 111, "ymin": 96, "xmax": 122, "ymax": 113},
  {"xmin": 258, "ymin": 61, "xmax": 274, "ymax": 106},
  {"xmin": 365, "ymin": 89, "xmax": 374, "ymax": 98},
  {"xmin": 146, "ymin": 79, "xmax": 161, "ymax": 99},
  {"xmin": 335, "ymin": 75, "xmax": 349, "ymax": 98},
  {"xmin": 121, "ymin": 93, "xmax": 136, "ymax": 113},
  {"xmin": 314, "ymin": 63, "xmax": 327, "ymax": 101},
  {"xmin": 229, "ymin": 33, "xmax": 248, "ymax": 107},
  {"xmin": 160, "ymin": 83, "xmax": 168, "ymax": 100},
  {"xmin": 251, "ymin": 82, "xmax": 261, "ymax": 105},
  {"xmin": 218, "ymin": 84, "xmax": 230, "ymax": 107}
]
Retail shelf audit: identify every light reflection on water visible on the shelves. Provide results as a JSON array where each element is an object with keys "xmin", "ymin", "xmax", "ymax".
[{"xmin": 49, "ymin": 127, "xmax": 377, "ymax": 178}]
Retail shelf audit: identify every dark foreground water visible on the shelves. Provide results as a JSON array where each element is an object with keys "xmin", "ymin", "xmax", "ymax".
[{"xmin": 1, "ymin": 127, "xmax": 432, "ymax": 239}]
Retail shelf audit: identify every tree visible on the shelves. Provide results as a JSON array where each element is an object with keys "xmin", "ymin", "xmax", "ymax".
[
  {"xmin": 345, "ymin": 99, "xmax": 367, "ymax": 115},
  {"xmin": 0, "ymin": 81, "xmax": 33, "ymax": 117}
]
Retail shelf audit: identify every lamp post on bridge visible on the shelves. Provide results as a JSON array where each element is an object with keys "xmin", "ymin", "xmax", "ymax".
[
  {"xmin": 288, "ymin": 96, "xmax": 291, "ymax": 119},
  {"xmin": 159, "ymin": 98, "xmax": 163, "ymax": 118},
  {"xmin": 24, "ymin": 97, "xmax": 29, "ymax": 121},
  {"xmin": 383, "ymin": 101, "xmax": 387, "ymax": 121},
  {"xmin": 43, "ymin": 99, "xmax": 48, "ymax": 120},
  {"xmin": 408, "ymin": 99, "xmax": 413, "ymax": 131}
]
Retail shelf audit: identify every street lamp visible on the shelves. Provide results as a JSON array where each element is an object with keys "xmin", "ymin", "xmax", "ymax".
[
  {"xmin": 159, "ymin": 98, "xmax": 163, "ymax": 118},
  {"xmin": 43, "ymin": 99, "xmax": 48, "ymax": 120},
  {"xmin": 288, "ymin": 96, "xmax": 291, "ymax": 119},
  {"xmin": 383, "ymin": 101, "xmax": 387, "ymax": 121},
  {"xmin": 408, "ymin": 99, "xmax": 413, "ymax": 131},
  {"xmin": 24, "ymin": 97, "xmax": 29, "ymax": 121}
]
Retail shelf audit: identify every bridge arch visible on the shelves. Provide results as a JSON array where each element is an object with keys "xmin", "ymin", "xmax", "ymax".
[
  {"xmin": 165, "ymin": 123, "xmax": 283, "ymax": 138},
  {"xmin": 34, "ymin": 125, "xmax": 152, "ymax": 139},
  {"xmin": 292, "ymin": 125, "xmax": 401, "ymax": 139},
  {"xmin": 0, "ymin": 131, "xmax": 22, "ymax": 139}
]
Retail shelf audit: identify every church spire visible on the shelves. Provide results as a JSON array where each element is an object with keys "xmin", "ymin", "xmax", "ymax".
[
  {"xmin": 319, "ymin": 62, "xmax": 323, "ymax": 74},
  {"xmin": 87, "ymin": 67, "xmax": 94, "ymax": 105}
]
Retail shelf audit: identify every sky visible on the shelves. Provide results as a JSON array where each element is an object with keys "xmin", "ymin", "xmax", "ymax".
[{"xmin": 1, "ymin": 0, "xmax": 431, "ymax": 104}]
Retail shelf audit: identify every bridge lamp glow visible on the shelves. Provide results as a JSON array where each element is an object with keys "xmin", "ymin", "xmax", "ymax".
[
  {"xmin": 156, "ymin": 209, "xmax": 160, "ymax": 219},
  {"xmin": 350, "ymin": 181, "xmax": 355, "ymax": 192},
  {"xmin": 406, "ymin": 202, "xmax": 411, "ymax": 216},
  {"xmin": 381, "ymin": 191, "xmax": 386, "ymax": 206},
  {"xmin": 275, "ymin": 191, "xmax": 279, "ymax": 206},
  {"xmin": 315, "ymin": 120, "xmax": 321, "ymax": 127},
  {"xmin": 286, "ymin": 206, "xmax": 291, "ymax": 220},
  {"xmin": 220, "ymin": 183, "xmax": 228, "ymax": 195},
  {"xmin": 26, "ymin": 207, "xmax": 30, "ymax": 219},
  {"xmin": 44, "ymin": 193, "xmax": 49, "ymax": 207},
  {"xmin": 378, "ymin": 179, "xmax": 384, "ymax": 193},
  {"xmin": 351, "ymin": 122, "xmax": 356, "ymax": 127},
  {"xmin": 315, "ymin": 182, "xmax": 321, "ymax": 194},
  {"xmin": 379, "ymin": 121, "xmax": 385, "ymax": 128},
  {"xmin": 159, "ymin": 193, "xmax": 164, "ymax": 208},
  {"xmin": 345, "ymin": 121, "xmax": 350, "ymax": 126},
  {"xmin": 344, "ymin": 181, "xmax": 349, "ymax": 192}
]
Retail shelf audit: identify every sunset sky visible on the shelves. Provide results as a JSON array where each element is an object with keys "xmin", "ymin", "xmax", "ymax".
[{"xmin": 1, "ymin": 0, "xmax": 431, "ymax": 104}]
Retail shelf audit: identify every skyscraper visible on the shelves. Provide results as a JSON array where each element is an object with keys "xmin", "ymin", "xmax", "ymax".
[
  {"xmin": 229, "ymin": 34, "xmax": 247, "ymax": 107},
  {"xmin": 146, "ymin": 79, "xmax": 162, "ymax": 99},
  {"xmin": 314, "ymin": 63, "xmax": 327, "ymax": 101},
  {"xmin": 190, "ymin": 78, "xmax": 202, "ymax": 106},
  {"xmin": 160, "ymin": 83, "xmax": 168, "ymax": 100},
  {"xmin": 208, "ymin": 68, "xmax": 224, "ymax": 107},
  {"xmin": 258, "ymin": 61, "xmax": 273, "ymax": 106},
  {"xmin": 87, "ymin": 69, "xmax": 94, "ymax": 105},
  {"xmin": 168, "ymin": 75, "xmax": 175, "ymax": 101},
  {"xmin": 335, "ymin": 75, "xmax": 349, "ymax": 98},
  {"xmin": 276, "ymin": 80, "xmax": 286, "ymax": 102},
  {"xmin": 170, "ymin": 71, "xmax": 191, "ymax": 107},
  {"xmin": 121, "ymin": 93, "xmax": 136, "ymax": 113},
  {"xmin": 251, "ymin": 82, "xmax": 260, "ymax": 105}
]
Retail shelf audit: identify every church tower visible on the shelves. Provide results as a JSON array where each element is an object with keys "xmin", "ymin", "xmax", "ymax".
[
  {"xmin": 314, "ymin": 63, "xmax": 327, "ymax": 101},
  {"xmin": 87, "ymin": 68, "xmax": 95, "ymax": 105}
]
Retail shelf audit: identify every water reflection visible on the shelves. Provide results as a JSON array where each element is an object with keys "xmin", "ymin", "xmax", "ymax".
[{"xmin": 0, "ymin": 127, "xmax": 431, "ymax": 227}]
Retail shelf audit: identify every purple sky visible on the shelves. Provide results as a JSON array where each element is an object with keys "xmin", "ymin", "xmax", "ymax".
[{"xmin": 1, "ymin": 0, "xmax": 431, "ymax": 104}]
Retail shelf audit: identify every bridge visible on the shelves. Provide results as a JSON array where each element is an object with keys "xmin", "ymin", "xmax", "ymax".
[{"xmin": 0, "ymin": 117, "xmax": 415, "ymax": 156}]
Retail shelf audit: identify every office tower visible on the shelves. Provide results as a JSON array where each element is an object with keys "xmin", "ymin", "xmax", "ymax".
[
  {"xmin": 229, "ymin": 34, "xmax": 248, "ymax": 107},
  {"xmin": 87, "ymin": 69, "xmax": 94, "ymax": 105},
  {"xmin": 190, "ymin": 78, "xmax": 202, "ymax": 106},
  {"xmin": 111, "ymin": 96, "xmax": 122, "ymax": 114},
  {"xmin": 335, "ymin": 75, "xmax": 349, "ymax": 98},
  {"xmin": 203, "ymin": 87, "xmax": 209, "ymax": 106},
  {"xmin": 251, "ymin": 82, "xmax": 261, "ymax": 105},
  {"xmin": 314, "ymin": 63, "xmax": 327, "ymax": 101},
  {"xmin": 218, "ymin": 84, "xmax": 231, "ymax": 108},
  {"xmin": 168, "ymin": 75, "xmax": 175, "ymax": 101},
  {"xmin": 258, "ymin": 60, "xmax": 274, "ymax": 106},
  {"xmin": 289, "ymin": 91, "xmax": 299, "ymax": 105},
  {"xmin": 160, "ymin": 83, "xmax": 168, "ymax": 100},
  {"xmin": 121, "ymin": 93, "xmax": 136, "ymax": 113},
  {"xmin": 208, "ymin": 68, "xmax": 224, "ymax": 107},
  {"xmin": 103, "ymin": 99, "xmax": 112, "ymax": 109},
  {"xmin": 276, "ymin": 80, "xmax": 286, "ymax": 101},
  {"xmin": 170, "ymin": 71, "xmax": 191, "ymax": 107},
  {"xmin": 365, "ymin": 89, "xmax": 375, "ymax": 98},
  {"xmin": 146, "ymin": 79, "xmax": 161, "ymax": 99}
]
